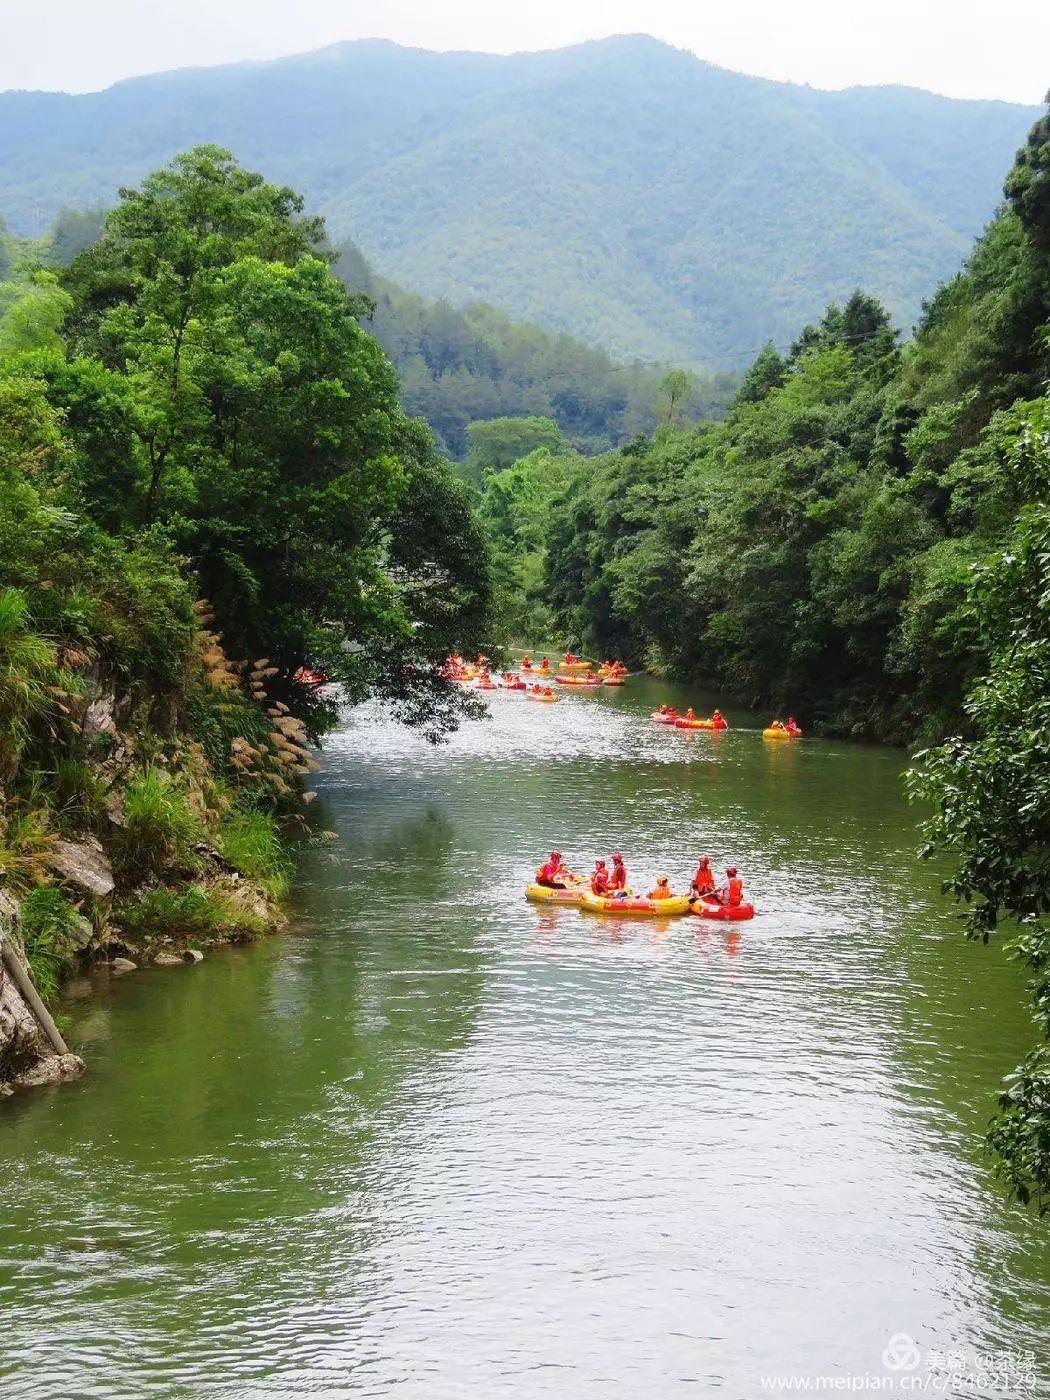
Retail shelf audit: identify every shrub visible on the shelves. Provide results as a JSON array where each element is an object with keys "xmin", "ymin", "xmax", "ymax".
[
  {"xmin": 216, "ymin": 806, "xmax": 291, "ymax": 897},
  {"xmin": 53, "ymin": 758, "xmax": 105, "ymax": 832},
  {"xmin": 113, "ymin": 768, "xmax": 201, "ymax": 881},
  {"xmin": 118, "ymin": 883, "xmax": 267, "ymax": 943}
]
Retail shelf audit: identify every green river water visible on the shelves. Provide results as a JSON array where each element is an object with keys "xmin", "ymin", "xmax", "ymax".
[{"xmin": 2, "ymin": 678, "xmax": 1050, "ymax": 1398}]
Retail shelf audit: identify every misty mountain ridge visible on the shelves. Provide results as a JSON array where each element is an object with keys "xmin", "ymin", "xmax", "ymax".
[{"xmin": 0, "ymin": 35, "xmax": 1039, "ymax": 364}]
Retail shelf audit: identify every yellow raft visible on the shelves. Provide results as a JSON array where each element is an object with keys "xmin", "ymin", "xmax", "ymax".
[
  {"xmin": 559, "ymin": 661, "xmax": 592, "ymax": 673},
  {"xmin": 525, "ymin": 882, "xmax": 584, "ymax": 905},
  {"xmin": 579, "ymin": 889, "xmax": 691, "ymax": 917},
  {"xmin": 762, "ymin": 726, "xmax": 800, "ymax": 739}
]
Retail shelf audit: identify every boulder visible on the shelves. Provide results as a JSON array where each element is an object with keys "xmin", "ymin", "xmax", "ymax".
[
  {"xmin": 49, "ymin": 837, "xmax": 115, "ymax": 898},
  {"xmin": 152, "ymin": 953, "xmax": 183, "ymax": 967},
  {"xmin": 183, "ymin": 949, "xmax": 204, "ymax": 964},
  {"xmin": 15, "ymin": 1053, "xmax": 85, "ymax": 1088},
  {"xmin": 110, "ymin": 957, "xmax": 137, "ymax": 974},
  {"xmin": 71, "ymin": 915, "xmax": 95, "ymax": 951}
]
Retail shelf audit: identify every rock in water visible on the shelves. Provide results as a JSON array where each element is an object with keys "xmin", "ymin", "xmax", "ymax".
[{"xmin": 110, "ymin": 957, "xmax": 137, "ymax": 974}]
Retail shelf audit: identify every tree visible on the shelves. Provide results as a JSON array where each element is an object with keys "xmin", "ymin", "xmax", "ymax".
[
  {"xmin": 56, "ymin": 146, "xmax": 492, "ymax": 736},
  {"xmin": 462, "ymin": 416, "xmax": 563, "ymax": 486},
  {"xmin": 658, "ymin": 368, "xmax": 694, "ymax": 424},
  {"xmin": 1005, "ymin": 101, "xmax": 1050, "ymax": 250},
  {"xmin": 908, "ymin": 394, "xmax": 1050, "ymax": 1209}
]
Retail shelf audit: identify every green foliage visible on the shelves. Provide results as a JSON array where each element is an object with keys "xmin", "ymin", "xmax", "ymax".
[
  {"xmin": 0, "ymin": 587, "xmax": 59, "ymax": 781},
  {"xmin": 537, "ymin": 139, "xmax": 1050, "ymax": 738},
  {"xmin": 0, "ymin": 39, "xmax": 1037, "ymax": 364},
  {"xmin": 908, "ymin": 396, "xmax": 1050, "ymax": 1208},
  {"xmin": 333, "ymin": 248, "xmax": 738, "ymax": 457},
  {"xmin": 216, "ymin": 806, "xmax": 291, "ymax": 898},
  {"xmin": 114, "ymin": 769, "xmax": 201, "ymax": 882},
  {"xmin": 54, "ymin": 146, "xmax": 492, "ymax": 739},
  {"xmin": 463, "ymin": 416, "xmax": 563, "ymax": 485},
  {"xmin": 19, "ymin": 885, "xmax": 79, "ymax": 1003},
  {"xmin": 117, "ymin": 883, "xmax": 266, "ymax": 944}
]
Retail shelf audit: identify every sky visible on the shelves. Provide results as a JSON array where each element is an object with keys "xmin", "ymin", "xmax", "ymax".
[{"xmin": 1, "ymin": 0, "xmax": 1048, "ymax": 102}]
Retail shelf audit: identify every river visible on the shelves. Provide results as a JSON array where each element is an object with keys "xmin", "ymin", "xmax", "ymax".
[{"xmin": 2, "ymin": 679, "xmax": 1049, "ymax": 1398}]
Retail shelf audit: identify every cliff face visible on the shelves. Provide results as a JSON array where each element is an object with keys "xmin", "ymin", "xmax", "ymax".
[{"xmin": 0, "ymin": 891, "xmax": 84, "ymax": 1095}]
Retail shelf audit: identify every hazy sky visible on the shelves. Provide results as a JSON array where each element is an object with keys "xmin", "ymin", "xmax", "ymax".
[{"xmin": 2, "ymin": 0, "xmax": 1048, "ymax": 103}]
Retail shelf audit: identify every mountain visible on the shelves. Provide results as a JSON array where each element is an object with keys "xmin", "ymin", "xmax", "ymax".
[{"xmin": 0, "ymin": 36, "xmax": 1039, "ymax": 364}]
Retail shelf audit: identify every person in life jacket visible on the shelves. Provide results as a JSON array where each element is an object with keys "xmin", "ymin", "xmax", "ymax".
[
  {"xmin": 590, "ymin": 859, "xmax": 610, "ymax": 895},
  {"xmin": 609, "ymin": 852, "xmax": 628, "ymax": 895},
  {"xmin": 786, "ymin": 716, "xmax": 801, "ymax": 735},
  {"xmin": 717, "ymin": 866, "xmax": 744, "ymax": 906},
  {"xmin": 563, "ymin": 651, "xmax": 575, "ymax": 664},
  {"xmin": 521, "ymin": 654, "xmax": 531, "ymax": 667},
  {"xmin": 770, "ymin": 719, "xmax": 786, "ymax": 732},
  {"xmin": 658, "ymin": 703, "xmax": 669, "ymax": 715},
  {"xmin": 690, "ymin": 855, "xmax": 716, "ymax": 899},
  {"xmin": 647, "ymin": 875, "xmax": 674, "ymax": 900},
  {"xmin": 684, "ymin": 707, "xmax": 696, "ymax": 722},
  {"xmin": 543, "ymin": 685, "xmax": 554, "ymax": 697},
  {"xmin": 536, "ymin": 851, "xmax": 570, "ymax": 888},
  {"xmin": 539, "ymin": 656, "xmax": 550, "ymax": 671},
  {"xmin": 712, "ymin": 709, "xmax": 726, "ymax": 727}
]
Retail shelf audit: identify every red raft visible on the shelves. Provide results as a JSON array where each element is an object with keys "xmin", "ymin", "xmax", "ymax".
[{"xmin": 690, "ymin": 897, "xmax": 755, "ymax": 922}]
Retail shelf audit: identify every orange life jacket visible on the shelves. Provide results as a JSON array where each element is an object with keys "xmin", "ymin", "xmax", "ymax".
[
  {"xmin": 648, "ymin": 885, "xmax": 673, "ymax": 900},
  {"xmin": 591, "ymin": 870, "xmax": 609, "ymax": 895},
  {"xmin": 609, "ymin": 863, "xmax": 627, "ymax": 891},
  {"xmin": 692, "ymin": 866, "xmax": 716, "ymax": 895},
  {"xmin": 725, "ymin": 877, "xmax": 744, "ymax": 906}
]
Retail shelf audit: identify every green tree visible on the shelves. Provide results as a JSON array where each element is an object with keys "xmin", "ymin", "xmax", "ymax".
[
  {"xmin": 57, "ymin": 146, "xmax": 492, "ymax": 735},
  {"xmin": 907, "ymin": 394, "xmax": 1050, "ymax": 1209},
  {"xmin": 462, "ymin": 416, "xmax": 563, "ymax": 486},
  {"xmin": 658, "ymin": 368, "xmax": 694, "ymax": 424}
]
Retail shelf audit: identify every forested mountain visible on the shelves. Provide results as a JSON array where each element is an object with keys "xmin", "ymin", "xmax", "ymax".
[
  {"xmin": 0, "ymin": 37, "xmax": 1038, "ymax": 364},
  {"xmin": 486, "ymin": 104, "xmax": 1050, "ymax": 748},
  {"xmin": 332, "ymin": 242, "xmax": 737, "ymax": 456}
]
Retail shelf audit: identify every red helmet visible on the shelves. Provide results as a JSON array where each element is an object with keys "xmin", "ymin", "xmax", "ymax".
[
  {"xmin": 612, "ymin": 852, "xmax": 624, "ymax": 863},
  {"xmin": 595, "ymin": 858, "xmax": 606, "ymax": 868},
  {"xmin": 726, "ymin": 866, "xmax": 737, "ymax": 877},
  {"xmin": 550, "ymin": 851, "xmax": 561, "ymax": 861}
]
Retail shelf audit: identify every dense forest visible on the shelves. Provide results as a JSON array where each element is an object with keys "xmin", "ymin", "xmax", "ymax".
[
  {"xmin": 488, "ymin": 110, "xmax": 1049, "ymax": 743},
  {"xmin": 333, "ymin": 241, "xmax": 738, "ymax": 456},
  {"xmin": 0, "ymin": 36, "xmax": 1037, "ymax": 363},
  {"xmin": 5, "ymin": 211, "xmax": 736, "ymax": 459},
  {"xmin": 0, "ymin": 146, "xmax": 490, "ymax": 1038}
]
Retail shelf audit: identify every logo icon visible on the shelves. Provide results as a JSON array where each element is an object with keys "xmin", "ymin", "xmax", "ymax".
[{"xmin": 882, "ymin": 1333, "xmax": 923, "ymax": 1372}]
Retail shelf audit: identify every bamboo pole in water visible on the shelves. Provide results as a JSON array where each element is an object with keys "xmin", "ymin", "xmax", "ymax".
[{"xmin": 1, "ymin": 936, "xmax": 71, "ymax": 1057}]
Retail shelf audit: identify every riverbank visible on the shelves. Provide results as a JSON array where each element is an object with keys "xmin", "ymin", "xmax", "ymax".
[{"xmin": 0, "ymin": 640, "xmax": 297, "ymax": 1096}]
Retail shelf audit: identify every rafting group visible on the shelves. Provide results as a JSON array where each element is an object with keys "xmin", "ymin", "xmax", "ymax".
[
  {"xmin": 442, "ymin": 652, "xmax": 629, "ymax": 699},
  {"xmin": 651, "ymin": 704, "xmax": 803, "ymax": 738},
  {"xmin": 527, "ymin": 850, "xmax": 754, "ymax": 921}
]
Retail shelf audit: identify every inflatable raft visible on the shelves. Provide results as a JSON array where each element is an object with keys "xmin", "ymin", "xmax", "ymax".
[
  {"xmin": 525, "ymin": 882, "xmax": 584, "ymax": 905},
  {"xmin": 691, "ymin": 897, "xmax": 754, "ymax": 921},
  {"xmin": 580, "ymin": 890, "xmax": 691, "ymax": 917}
]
